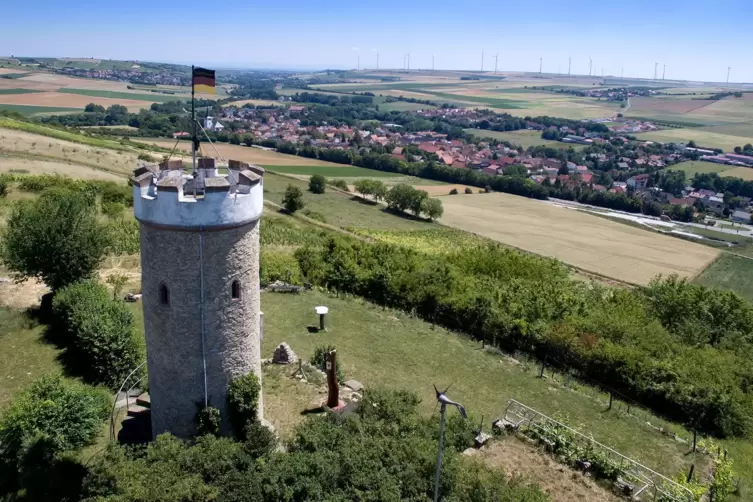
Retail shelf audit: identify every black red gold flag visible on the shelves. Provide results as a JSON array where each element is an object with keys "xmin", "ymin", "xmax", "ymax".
[{"xmin": 192, "ymin": 67, "xmax": 216, "ymax": 94}]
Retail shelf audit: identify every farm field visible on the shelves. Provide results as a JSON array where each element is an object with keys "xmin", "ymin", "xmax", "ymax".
[
  {"xmin": 634, "ymin": 127, "xmax": 750, "ymax": 152},
  {"xmin": 436, "ymin": 193, "xmax": 719, "ymax": 285},
  {"xmin": 719, "ymin": 166, "xmax": 753, "ymax": 180},
  {"xmin": 666, "ymin": 160, "xmax": 731, "ymax": 176},
  {"xmin": 378, "ymin": 100, "xmax": 435, "ymax": 112},
  {"xmin": 0, "ymin": 104, "xmax": 82, "ymax": 115},
  {"xmin": 0, "ymin": 91, "xmax": 155, "ymax": 113},
  {"xmin": 134, "ymin": 138, "xmax": 352, "ymax": 166},
  {"xmin": 465, "ymin": 128, "xmax": 585, "ymax": 149},
  {"xmin": 222, "ymin": 98, "xmax": 285, "ymax": 107},
  {"xmin": 57, "ymin": 88, "xmax": 182, "ymax": 102},
  {"xmin": 693, "ymin": 253, "xmax": 753, "ymax": 301}
]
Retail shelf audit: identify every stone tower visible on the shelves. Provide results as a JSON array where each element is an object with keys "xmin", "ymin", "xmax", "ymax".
[{"xmin": 132, "ymin": 158, "xmax": 264, "ymax": 438}]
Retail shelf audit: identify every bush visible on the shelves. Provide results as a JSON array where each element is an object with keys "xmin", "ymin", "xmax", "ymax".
[
  {"xmin": 0, "ymin": 188, "xmax": 110, "ymax": 291},
  {"xmin": 0, "ymin": 180, "xmax": 7, "ymax": 197},
  {"xmin": 227, "ymin": 373, "xmax": 261, "ymax": 440},
  {"xmin": 311, "ymin": 345, "xmax": 345, "ymax": 383},
  {"xmin": 330, "ymin": 179, "xmax": 349, "ymax": 191},
  {"xmin": 464, "ymin": 187, "xmax": 473, "ymax": 194},
  {"xmin": 0, "ymin": 375, "xmax": 109, "ymax": 496},
  {"xmin": 101, "ymin": 201, "xmax": 125, "ymax": 218},
  {"xmin": 282, "ymin": 184, "xmax": 304, "ymax": 213},
  {"xmin": 449, "ymin": 188, "xmax": 459, "ymax": 195},
  {"xmin": 260, "ymin": 250, "xmax": 303, "ymax": 285},
  {"xmin": 196, "ymin": 406, "xmax": 221, "ymax": 437},
  {"xmin": 308, "ymin": 174, "xmax": 327, "ymax": 194},
  {"xmin": 52, "ymin": 280, "xmax": 142, "ymax": 389},
  {"xmin": 302, "ymin": 209, "xmax": 327, "ymax": 223}
]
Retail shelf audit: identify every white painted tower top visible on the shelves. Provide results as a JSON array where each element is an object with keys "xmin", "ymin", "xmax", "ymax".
[{"xmin": 132, "ymin": 158, "xmax": 264, "ymax": 230}]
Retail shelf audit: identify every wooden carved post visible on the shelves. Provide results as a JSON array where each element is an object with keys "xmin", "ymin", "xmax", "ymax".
[{"xmin": 325, "ymin": 350, "xmax": 339, "ymax": 408}]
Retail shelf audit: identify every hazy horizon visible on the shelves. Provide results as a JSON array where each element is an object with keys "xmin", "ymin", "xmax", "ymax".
[{"xmin": 4, "ymin": 0, "xmax": 752, "ymax": 83}]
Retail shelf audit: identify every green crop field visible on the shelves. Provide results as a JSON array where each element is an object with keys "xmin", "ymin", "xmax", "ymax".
[
  {"xmin": 0, "ymin": 104, "xmax": 82, "ymax": 115},
  {"xmin": 0, "ymin": 73, "xmax": 30, "ymax": 79},
  {"xmin": 464, "ymin": 128, "xmax": 585, "ymax": 149},
  {"xmin": 635, "ymin": 128, "xmax": 749, "ymax": 152},
  {"xmin": 666, "ymin": 160, "xmax": 731, "ymax": 177},
  {"xmin": 694, "ymin": 252, "xmax": 753, "ymax": 302},
  {"xmin": 379, "ymin": 100, "xmax": 436, "ymax": 112},
  {"xmin": 57, "ymin": 88, "xmax": 185, "ymax": 102},
  {"xmin": 0, "ymin": 88, "xmax": 44, "ymax": 95}
]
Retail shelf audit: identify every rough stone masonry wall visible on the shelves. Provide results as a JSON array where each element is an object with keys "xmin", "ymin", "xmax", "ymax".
[{"xmin": 140, "ymin": 220, "xmax": 261, "ymax": 438}]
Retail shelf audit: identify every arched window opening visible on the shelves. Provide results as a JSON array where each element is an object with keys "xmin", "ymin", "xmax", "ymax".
[
  {"xmin": 159, "ymin": 283, "xmax": 170, "ymax": 306},
  {"xmin": 231, "ymin": 280, "xmax": 242, "ymax": 300}
]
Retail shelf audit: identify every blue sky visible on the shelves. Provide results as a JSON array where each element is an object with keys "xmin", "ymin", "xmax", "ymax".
[{"xmin": 4, "ymin": 0, "xmax": 753, "ymax": 82}]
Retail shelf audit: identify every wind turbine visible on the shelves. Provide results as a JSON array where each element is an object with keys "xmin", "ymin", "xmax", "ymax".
[
  {"xmin": 568, "ymin": 57, "xmax": 571, "ymax": 75},
  {"xmin": 494, "ymin": 53, "xmax": 499, "ymax": 74},
  {"xmin": 539, "ymin": 57, "xmax": 543, "ymax": 74},
  {"xmin": 727, "ymin": 66, "xmax": 731, "ymax": 85},
  {"xmin": 432, "ymin": 54, "xmax": 435, "ymax": 71},
  {"xmin": 481, "ymin": 50, "xmax": 484, "ymax": 72},
  {"xmin": 654, "ymin": 62, "xmax": 658, "ymax": 81},
  {"xmin": 432, "ymin": 384, "xmax": 467, "ymax": 502},
  {"xmin": 589, "ymin": 56, "xmax": 592, "ymax": 77},
  {"xmin": 408, "ymin": 52, "xmax": 411, "ymax": 71}
]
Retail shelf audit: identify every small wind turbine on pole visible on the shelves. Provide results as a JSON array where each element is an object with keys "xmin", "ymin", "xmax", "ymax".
[{"xmin": 432, "ymin": 384, "xmax": 467, "ymax": 502}]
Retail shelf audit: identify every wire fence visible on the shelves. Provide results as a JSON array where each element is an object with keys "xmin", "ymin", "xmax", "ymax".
[{"xmin": 503, "ymin": 399, "xmax": 694, "ymax": 502}]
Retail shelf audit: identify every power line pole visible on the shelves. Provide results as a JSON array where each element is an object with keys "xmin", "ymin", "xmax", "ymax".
[
  {"xmin": 568, "ymin": 57, "xmax": 571, "ymax": 75},
  {"xmin": 494, "ymin": 53, "xmax": 498, "ymax": 74},
  {"xmin": 654, "ymin": 62, "xmax": 658, "ymax": 81}
]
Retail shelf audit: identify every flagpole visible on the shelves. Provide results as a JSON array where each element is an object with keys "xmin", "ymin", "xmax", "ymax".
[{"xmin": 191, "ymin": 65, "xmax": 197, "ymax": 174}]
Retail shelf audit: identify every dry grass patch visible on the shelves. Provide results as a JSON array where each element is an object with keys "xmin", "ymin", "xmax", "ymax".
[
  {"xmin": 0, "ymin": 128, "xmax": 141, "ymax": 176},
  {"xmin": 721, "ymin": 167, "xmax": 753, "ymax": 180},
  {"xmin": 437, "ymin": 193, "xmax": 719, "ymax": 285},
  {"xmin": 134, "ymin": 138, "xmax": 347, "ymax": 166}
]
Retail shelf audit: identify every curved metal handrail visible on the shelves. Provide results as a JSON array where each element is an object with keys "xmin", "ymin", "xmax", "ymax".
[{"xmin": 109, "ymin": 361, "xmax": 147, "ymax": 441}]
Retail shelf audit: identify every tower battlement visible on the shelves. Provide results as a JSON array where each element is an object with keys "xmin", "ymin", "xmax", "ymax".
[{"xmin": 132, "ymin": 158, "xmax": 264, "ymax": 230}]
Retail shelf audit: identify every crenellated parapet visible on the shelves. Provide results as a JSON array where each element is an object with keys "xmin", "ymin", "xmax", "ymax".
[{"xmin": 131, "ymin": 157, "xmax": 264, "ymax": 230}]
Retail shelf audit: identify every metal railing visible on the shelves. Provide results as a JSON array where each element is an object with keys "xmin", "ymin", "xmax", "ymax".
[
  {"xmin": 503, "ymin": 399, "xmax": 694, "ymax": 502},
  {"xmin": 109, "ymin": 361, "xmax": 147, "ymax": 441}
]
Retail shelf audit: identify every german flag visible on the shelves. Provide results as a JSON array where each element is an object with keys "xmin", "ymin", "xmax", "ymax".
[{"xmin": 192, "ymin": 67, "xmax": 216, "ymax": 94}]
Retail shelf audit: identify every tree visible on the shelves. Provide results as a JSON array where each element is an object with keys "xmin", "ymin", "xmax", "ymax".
[
  {"xmin": 308, "ymin": 174, "xmax": 327, "ymax": 194},
  {"xmin": 734, "ymin": 146, "xmax": 743, "ymax": 154},
  {"xmin": 282, "ymin": 184, "xmax": 304, "ymax": 213},
  {"xmin": 744, "ymin": 143, "xmax": 753, "ymax": 152},
  {"xmin": 464, "ymin": 187, "xmax": 473, "ymax": 194},
  {"xmin": 505, "ymin": 164, "xmax": 528, "ymax": 178},
  {"xmin": 0, "ymin": 188, "xmax": 110, "ymax": 292},
  {"xmin": 385, "ymin": 184, "xmax": 417, "ymax": 213},
  {"xmin": 687, "ymin": 140, "xmax": 697, "ymax": 148},
  {"xmin": 84, "ymin": 103, "xmax": 105, "ymax": 113},
  {"xmin": 422, "ymin": 198, "xmax": 444, "ymax": 220}
]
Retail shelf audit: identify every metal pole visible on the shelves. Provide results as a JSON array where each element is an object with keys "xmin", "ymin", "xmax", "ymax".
[
  {"xmin": 433, "ymin": 403, "xmax": 447, "ymax": 502},
  {"xmin": 191, "ymin": 65, "xmax": 196, "ymax": 173}
]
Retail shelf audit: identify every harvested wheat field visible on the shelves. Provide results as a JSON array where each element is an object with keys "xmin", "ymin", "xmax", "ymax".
[
  {"xmin": 134, "ymin": 138, "xmax": 347, "ymax": 166},
  {"xmin": 0, "ymin": 91, "xmax": 150, "ymax": 112},
  {"xmin": 438, "ymin": 193, "xmax": 719, "ymax": 285},
  {"xmin": 476, "ymin": 438, "xmax": 622, "ymax": 502}
]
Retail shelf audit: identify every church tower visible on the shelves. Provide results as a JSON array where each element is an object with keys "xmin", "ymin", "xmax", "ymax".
[{"xmin": 132, "ymin": 158, "xmax": 264, "ymax": 438}]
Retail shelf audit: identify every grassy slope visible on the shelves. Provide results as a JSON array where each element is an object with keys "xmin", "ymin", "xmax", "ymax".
[
  {"xmin": 260, "ymin": 289, "xmax": 709, "ymax": 479},
  {"xmin": 263, "ymin": 172, "xmax": 435, "ymax": 231},
  {"xmin": 693, "ymin": 252, "xmax": 753, "ymax": 301}
]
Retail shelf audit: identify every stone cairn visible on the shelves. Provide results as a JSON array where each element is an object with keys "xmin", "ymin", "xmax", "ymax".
[{"xmin": 272, "ymin": 342, "xmax": 298, "ymax": 364}]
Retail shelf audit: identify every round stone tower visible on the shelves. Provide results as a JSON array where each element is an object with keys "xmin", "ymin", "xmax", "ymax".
[{"xmin": 131, "ymin": 158, "xmax": 264, "ymax": 438}]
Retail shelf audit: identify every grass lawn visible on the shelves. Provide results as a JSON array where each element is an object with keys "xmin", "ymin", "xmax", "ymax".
[
  {"xmin": 720, "ymin": 166, "xmax": 753, "ymax": 181},
  {"xmin": 0, "ymin": 104, "xmax": 82, "ymax": 115},
  {"xmin": 263, "ymin": 172, "xmax": 435, "ymax": 231},
  {"xmin": 264, "ymin": 164, "xmax": 410, "ymax": 178},
  {"xmin": 693, "ymin": 252, "xmax": 753, "ymax": 301},
  {"xmin": 259, "ymin": 289, "xmax": 739, "ymax": 483},
  {"xmin": 667, "ymin": 160, "xmax": 730, "ymax": 177},
  {"xmin": 634, "ymin": 129, "xmax": 744, "ymax": 152},
  {"xmin": 57, "ymin": 88, "xmax": 184, "ymax": 103},
  {"xmin": 0, "ymin": 308, "xmax": 63, "ymax": 410},
  {"xmin": 464, "ymin": 128, "xmax": 585, "ymax": 150}
]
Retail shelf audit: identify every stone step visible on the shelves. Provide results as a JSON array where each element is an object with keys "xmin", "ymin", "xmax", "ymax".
[
  {"xmin": 127, "ymin": 404, "xmax": 151, "ymax": 417},
  {"xmin": 136, "ymin": 393, "xmax": 150, "ymax": 408}
]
